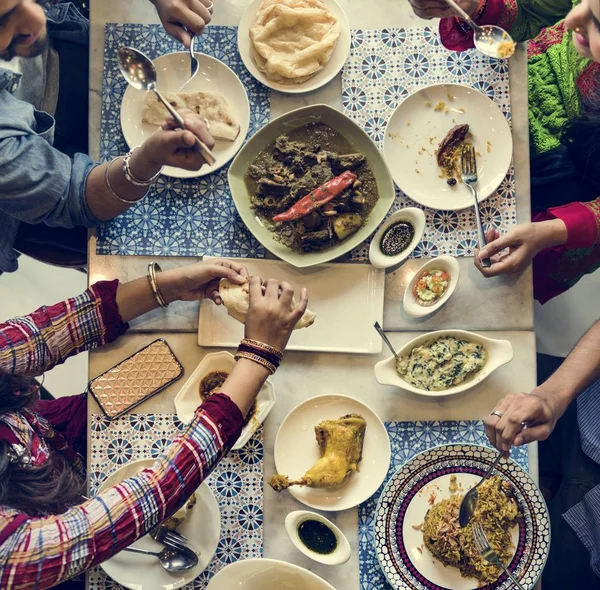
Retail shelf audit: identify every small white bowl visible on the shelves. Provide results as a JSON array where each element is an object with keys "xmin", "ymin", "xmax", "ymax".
[
  {"xmin": 374, "ymin": 329, "xmax": 513, "ymax": 397},
  {"xmin": 369, "ymin": 208, "xmax": 426, "ymax": 270},
  {"xmin": 174, "ymin": 351, "xmax": 275, "ymax": 450},
  {"xmin": 403, "ymin": 256, "xmax": 460, "ymax": 318},
  {"xmin": 285, "ymin": 510, "xmax": 351, "ymax": 566}
]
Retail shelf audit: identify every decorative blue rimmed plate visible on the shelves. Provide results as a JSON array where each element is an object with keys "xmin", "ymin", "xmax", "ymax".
[{"xmin": 375, "ymin": 444, "xmax": 550, "ymax": 590}]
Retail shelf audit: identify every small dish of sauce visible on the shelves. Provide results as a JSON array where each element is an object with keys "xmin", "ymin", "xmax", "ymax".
[
  {"xmin": 200, "ymin": 370, "xmax": 257, "ymax": 428},
  {"xmin": 297, "ymin": 519, "xmax": 338, "ymax": 555},
  {"xmin": 380, "ymin": 221, "xmax": 414, "ymax": 257}
]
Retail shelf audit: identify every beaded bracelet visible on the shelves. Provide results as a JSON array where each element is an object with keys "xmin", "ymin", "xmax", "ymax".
[
  {"xmin": 123, "ymin": 147, "xmax": 162, "ymax": 186},
  {"xmin": 235, "ymin": 351, "xmax": 278, "ymax": 375},
  {"xmin": 147, "ymin": 262, "xmax": 169, "ymax": 308}
]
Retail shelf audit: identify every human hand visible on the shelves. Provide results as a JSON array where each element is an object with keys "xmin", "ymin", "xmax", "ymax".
[
  {"xmin": 244, "ymin": 277, "xmax": 309, "ymax": 351},
  {"xmin": 474, "ymin": 219, "xmax": 568, "ymax": 278},
  {"xmin": 152, "ymin": 0, "xmax": 213, "ymax": 47},
  {"xmin": 134, "ymin": 115, "xmax": 215, "ymax": 174},
  {"xmin": 408, "ymin": 0, "xmax": 479, "ymax": 20},
  {"xmin": 485, "ymin": 389, "xmax": 567, "ymax": 451},
  {"xmin": 157, "ymin": 260, "xmax": 249, "ymax": 304}
]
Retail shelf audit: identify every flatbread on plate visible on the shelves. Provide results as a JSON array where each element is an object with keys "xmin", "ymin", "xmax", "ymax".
[
  {"xmin": 220, "ymin": 278, "xmax": 316, "ymax": 330},
  {"xmin": 142, "ymin": 91, "xmax": 240, "ymax": 141},
  {"xmin": 249, "ymin": 0, "xmax": 340, "ymax": 85}
]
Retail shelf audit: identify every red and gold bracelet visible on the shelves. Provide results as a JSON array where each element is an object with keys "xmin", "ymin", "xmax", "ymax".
[{"xmin": 235, "ymin": 339, "xmax": 284, "ymax": 375}]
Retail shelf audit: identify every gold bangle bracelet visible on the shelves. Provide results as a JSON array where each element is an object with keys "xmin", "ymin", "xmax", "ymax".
[
  {"xmin": 147, "ymin": 262, "xmax": 169, "ymax": 308},
  {"xmin": 105, "ymin": 157, "xmax": 147, "ymax": 204},
  {"xmin": 240, "ymin": 338, "xmax": 283, "ymax": 360},
  {"xmin": 235, "ymin": 351, "xmax": 277, "ymax": 375}
]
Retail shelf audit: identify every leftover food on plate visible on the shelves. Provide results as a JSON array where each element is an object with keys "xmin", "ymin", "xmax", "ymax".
[
  {"xmin": 245, "ymin": 122, "xmax": 379, "ymax": 252},
  {"xmin": 413, "ymin": 269, "xmax": 451, "ymax": 306},
  {"xmin": 422, "ymin": 476, "xmax": 522, "ymax": 584},
  {"xmin": 435, "ymin": 123, "xmax": 471, "ymax": 185},
  {"xmin": 249, "ymin": 0, "xmax": 340, "ymax": 85},
  {"xmin": 219, "ymin": 278, "xmax": 316, "ymax": 329},
  {"xmin": 199, "ymin": 370, "xmax": 257, "ymax": 428},
  {"xmin": 269, "ymin": 413, "xmax": 366, "ymax": 491},
  {"xmin": 162, "ymin": 492, "xmax": 197, "ymax": 530},
  {"xmin": 380, "ymin": 220, "xmax": 414, "ymax": 257},
  {"xmin": 297, "ymin": 519, "xmax": 338, "ymax": 555},
  {"xmin": 142, "ymin": 91, "xmax": 240, "ymax": 141},
  {"xmin": 396, "ymin": 336, "xmax": 487, "ymax": 391}
]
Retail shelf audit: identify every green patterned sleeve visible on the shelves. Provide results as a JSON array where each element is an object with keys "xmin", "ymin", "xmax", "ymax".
[{"xmin": 507, "ymin": 0, "xmax": 574, "ymax": 41}]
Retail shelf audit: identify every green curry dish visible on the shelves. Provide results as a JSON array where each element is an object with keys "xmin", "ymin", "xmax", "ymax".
[
  {"xmin": 396, "ymin": 336, "xmax": 487, "ymax": 391},
  {"xmin": 422, "ymin": 476, "xmax": 522, "ymax": 585}
]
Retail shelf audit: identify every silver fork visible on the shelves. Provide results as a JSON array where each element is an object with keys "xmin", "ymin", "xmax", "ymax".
[
  {"xmin": 461, "ymin": 145, "xmax": 491, "ymax": 268},
  {"xmin": 180, "ymin": 34, "xmax": 200, "ymax": 92},
  {"xmin": 152, "ymin": 525, "xmax": 190, "ymax": 552},
  {"xmin": 472, "ymin": 523, "xmax": 526, "ymax": 590}
]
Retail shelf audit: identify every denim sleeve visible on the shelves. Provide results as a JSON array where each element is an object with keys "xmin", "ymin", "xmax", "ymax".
[{"xmin": 0, "ymin": 113, "xmax": 101, "ymax": 229}]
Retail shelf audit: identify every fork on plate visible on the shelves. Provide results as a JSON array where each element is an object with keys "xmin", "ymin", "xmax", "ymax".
[
  {"xmin": 461, "ymin": 145, "xmax": 491, "ymax": 269},
  {"xmin": 151, "ymin": 525, "xmax": 192, "ymax": 553},
  {"xmin": 472, "ymin": 522, "xmax": 526, "ymax": 590}
]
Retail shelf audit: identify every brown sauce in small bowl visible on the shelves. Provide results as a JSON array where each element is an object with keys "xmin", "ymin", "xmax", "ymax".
[{"xmin": 199, "ymin": 371, "xmax": 257, "ymax": 428}]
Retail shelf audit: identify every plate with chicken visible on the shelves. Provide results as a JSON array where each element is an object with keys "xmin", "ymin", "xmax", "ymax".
[
  {"xmin": 383, "ymin": 83, "xmax": 513, "ymax": 211},
  {"xmin": 270, "ymin": 394, "xmax": 390, "ymax": 511}
]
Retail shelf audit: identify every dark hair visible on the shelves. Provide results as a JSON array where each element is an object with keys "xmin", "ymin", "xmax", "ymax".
[{"xmin": 0, "ymin": 370, "xmax": 84, "ymax": 516}]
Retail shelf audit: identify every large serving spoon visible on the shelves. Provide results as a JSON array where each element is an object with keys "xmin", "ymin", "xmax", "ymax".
[
  {"xmin": 117, "ymin": 46, "xmax": 216, "ymax": 166},
  {"xmin": 122, "ymin": 545, "xmax": 199, "ymax": 572},
  {"xmin": 374, "ymin": 321, "xmax": 399, "ymax": 361},
  {"xmin": 443, "ymin": 0, "xmax": 516, "ymax": 59}
]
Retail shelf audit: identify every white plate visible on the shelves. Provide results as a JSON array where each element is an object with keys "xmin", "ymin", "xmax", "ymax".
[
  {"xmin": 98, "ymin": 458, "xmax": 221, "ymax": 590},
  {"xmin": 173, "ymin": 351, "xmax": 275, "ymax": 450},
  {"xmin": 237, "ymin": 0, "xmax": 351, "ymax": 94},
  {"xmin": 369, "ymin": 208, "xmax": 426, "ymax": 270},
  {"xmin": 207, "ymin": 558, "xmax": 337, "ymax": 589},
  {"xmin": 120, "ymin": 52, "xmax": 250, "ymax": 179},
  {"xmin": 383, "ymin": 83, "xmax": 513, "ymax": 211},
  {"xmin": 198, "ymin": 258, "xmax": 385, "ymax": 354},
  {"xmin": 374, "ymin": 329, "xmax": 513, "ymax": 397},
  {"xmin": 402, "ymin": 256, "xmax": 460, "ymax": 317},
  {"xmin": 375, "ymin": 444, "xmax": 550, "ymax": 590},
  {"xmin": 273, "ymin": 394, "xmax": 391, "ymax": 511}
]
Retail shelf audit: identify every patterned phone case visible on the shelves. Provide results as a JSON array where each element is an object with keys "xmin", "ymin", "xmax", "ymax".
[{"xmin": 87, "ymin": 338, "xmax": 184, "ymax": 420}]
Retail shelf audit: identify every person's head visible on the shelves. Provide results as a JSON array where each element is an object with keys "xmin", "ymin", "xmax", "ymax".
[
  {"xmin": 566, "ymin": 0, "xmax": 600, "ymax": 62},
  {"xmin": 0, "ymin": 0, "xmax": 48, "ymax": 61},
  {"xmin": 0, "ymin": 369, "xmax": 84, "ymax": 516}
]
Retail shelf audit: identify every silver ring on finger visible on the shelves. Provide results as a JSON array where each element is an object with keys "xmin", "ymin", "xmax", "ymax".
[
  {"xmin": 520, "ymin": 421, "xmax": 529, "ymax": 430},
  {"xmin": 490, "ymin": 410, "xmax": 504, "ymax": 419},
  {"xmin": 207, "ymin": 2, "xmax": 214, "ymax": 14}
]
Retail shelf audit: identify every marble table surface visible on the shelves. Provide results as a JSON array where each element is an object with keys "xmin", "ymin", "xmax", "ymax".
[{"xmin": 87, "ymin": 0, "xmax": 538, "ymax": 588}]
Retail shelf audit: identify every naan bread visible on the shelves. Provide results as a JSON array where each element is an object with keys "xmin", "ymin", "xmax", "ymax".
[
  {"xmin": 249, "ymin": 0, "xmax": 340, "ymax": 84},
  {"xmin": 142, "ymin": 91, "xmax": 240, "ymax": 141},
  {"xmin": 220, "ymin": 278, "xmax": 316, "ymax": 330}
]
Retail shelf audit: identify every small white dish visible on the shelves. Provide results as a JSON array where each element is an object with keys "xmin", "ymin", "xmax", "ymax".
[
  {"xmin": 374, "ymin": 329, "xmax": 513, "ymax": 397},
  {"xmin": 207, "ymin": 558, "xmax": 337, "ymax": 589},
  {"xmin": 237, "ymin": 0, "xmax": 351, "ymax": 94},
  {"xmin": 285, "ymin": 510, "xmax": 351, "ymax": 565},
  {"xmin": 273, "ymin": 393, "xmax": 390, "ymax": 511},
  {"xmin": 402, "ymin": 256, "xmax": 460, "ymax": 317},
  {"xmin": 99, "ymin": 458, "xmax": 220, "ymax": 589},
  {"xmin": 174, "ymin": 351, "xmax": 275, "ymax": 450},
  {"xmin": 369, "ymin": 208, "xmax": 426, "ymax": 270},
  {"xmin": 120, "ymin": 52, "xmax": 250, "ymax": 179}
]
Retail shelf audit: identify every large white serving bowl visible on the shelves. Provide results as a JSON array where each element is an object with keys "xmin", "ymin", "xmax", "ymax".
[
  {"xmin": 174, "ymin": 351, "xmax": 275, "ymax": 450},
  {"xmin": 207, "ymin": 558, "xmax": 337, "ymax": 589},
  {"xmin": 227, "ymin": 104, "xmax": 396, "ymax": 268},
  {"xmin": 237, "ymin": 0, "xmax": 351, "ymax": 94},
  {"xmin": 374, "ymin": 329, "xmax": 513, "ymax": 397},
  {"xmin": 120, "ymin": 51, "xmax": 250, "ymax": 179},
  {"xmin": 384, "ymin": 83, "xmax": 513, "ymax": 210},
  {"xmin": 273, "ymin": 394, "xmax": 391, "ymax": 511},
  {"xmin": 98, "ymin": 458, "xmax": 220, "ymax": 590}
]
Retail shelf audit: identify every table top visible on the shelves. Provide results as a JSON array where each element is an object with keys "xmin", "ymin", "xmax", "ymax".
[{"xmin": 88, "ymin": 0, "xmax": 537, "ymax": 587}]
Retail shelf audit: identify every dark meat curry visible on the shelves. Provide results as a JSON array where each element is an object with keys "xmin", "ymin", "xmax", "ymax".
[{"xmin": 245, "ymin": 122, "xmax": 379, "ymax": 253}]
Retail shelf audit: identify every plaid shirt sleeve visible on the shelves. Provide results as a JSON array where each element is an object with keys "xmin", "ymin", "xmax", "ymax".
[
  {"xmin": 0, "ymin": 280, "xmax": 128, "ymax": 377},
  {"xmin": 0, "ymin": 394, "xmax": 244, "ymax": 589}
]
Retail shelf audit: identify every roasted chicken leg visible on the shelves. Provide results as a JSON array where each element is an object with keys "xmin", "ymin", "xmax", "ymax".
[{"xmin": 269, "ymin": 413, "xmax": 367, "ymax": 492}]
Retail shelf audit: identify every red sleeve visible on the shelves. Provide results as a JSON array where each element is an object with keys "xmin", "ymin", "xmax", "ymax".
[{"xmin": 534, "ymin": 201, "xmax": 600, "ymax": 249}]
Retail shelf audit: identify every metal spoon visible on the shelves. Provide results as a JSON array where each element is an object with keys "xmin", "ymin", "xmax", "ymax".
[
  {"xmin": 443, "ymin": 0, "xmax": 516, "ymax": 59},
  {"xmin": 458, "ymin": 449, "xmax": 506, "ymax": 528},
  {"xmin": 122, "ymin": 545, "xmax": 199, "ymax": 572},
  {"xmin": 117, "ymin": 46, "xmax": 216, "ymax": 166},
  {"xmin": 374, "ymin": 321, "xmax": 399, "ymax": 361}
]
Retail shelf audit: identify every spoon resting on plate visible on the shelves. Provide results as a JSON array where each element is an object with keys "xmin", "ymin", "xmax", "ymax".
[
  {"xmin": 443, "ymin": 0, "xmax": 516, "ymax": 59},
  {"xmin": 117, "ymin": 46, "xmax": 216, "ymax": 166}
]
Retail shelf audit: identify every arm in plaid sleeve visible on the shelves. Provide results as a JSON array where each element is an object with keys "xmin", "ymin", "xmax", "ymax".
[
  {"xmin": 0, "ymin": 280, "xmax": 128, "ymax": 378},
  {"xmin": 0, "ymin": 394, "xmax": 243, "ymax": 590}
]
